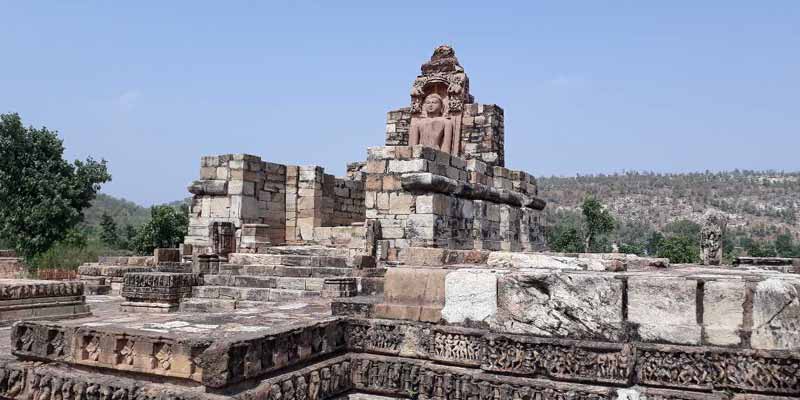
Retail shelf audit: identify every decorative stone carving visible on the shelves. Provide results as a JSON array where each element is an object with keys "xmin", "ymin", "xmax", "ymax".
[
  {"xmin": 121, "ymin": 273, "xmax": 203, "ymax": 313},
  {"xmin": 700, "ymin": 210, "xmax": 727, "ymax": 265},
  {"xmin": 428, "ymin": 331, "xmax": 483, "ymax": 366},
  {"xmin": 482, "ymin": 336, "xmax": 633, "ymax": 385},
  {"xmin": 409, "ymin": 45, "xmax": 472, "ymax": 158},
  {"xmin": 636, "ymin": 345, "xmax": 800, "ymax": 394},
  {"xmin": 351, "ymin": 354, "xmax": 609, "ymax": 400},
  {"xmin": 409, "ymin": 94, "xmax": 455, "ymax": 155},
  {"xmin": 0, "ymin": 280, "xmax": 83, "ymax": 300},
  {"xmin": 346, "ymin": 322, "xmax": 403, "ymax": 354},
  {"xmin": 209, "ymin": 221, "xmax": 236, "ymax": 257}
]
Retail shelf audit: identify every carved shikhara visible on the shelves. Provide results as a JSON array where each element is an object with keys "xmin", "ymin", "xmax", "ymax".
[
  {"xmin": 408, "ymin": 45, "xmax": 473, "ymax": 158},
  {"xmin": 10, "ymin": 319, "xmax": 800, "ymax": 398}
]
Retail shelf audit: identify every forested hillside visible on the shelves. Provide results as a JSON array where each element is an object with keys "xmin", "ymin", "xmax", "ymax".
[{"xmin": 538, "ymin": 170, "xmax": 800, "ymax": 241}]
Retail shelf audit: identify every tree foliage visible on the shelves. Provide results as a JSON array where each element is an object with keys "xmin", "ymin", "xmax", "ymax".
[
  {"xmin": 581, "ymin": 196, "xmax": 615, "ymax": 252},
  {"xmin": 0, "ymin": 113, "xmax": 110, "ymax": 258},
  {"xmin": 99, "ymin": 213, "xmax": 118, "ymax": 246},
  {"xmin": 656, "ymin": 236, "xmax": 700, "ymax": 264},
  {"xmin": 131, "ymin": 205, "xmax": 189, "ymax": 255}
]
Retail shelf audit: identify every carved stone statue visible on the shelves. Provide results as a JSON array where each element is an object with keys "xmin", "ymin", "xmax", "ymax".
[
  {"xmin": 409, "ymin": 94, "xmax": 454, "ymax": 154},
  {"xmin": 700, "ymin": 210, "xmax": 727, "ymax": 265}
]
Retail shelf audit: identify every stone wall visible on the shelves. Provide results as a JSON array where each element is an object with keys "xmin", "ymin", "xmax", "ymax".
[
  {"xmin": 188, "ymin": 154, "xmax": 365, "ymax": 249},
  {"xmin": 0, "ymin": 256, "xmax": 25, "ymax": 279},
  {"xmin": 186, "ymin": 154, "xmax": 287, "ymax": 249},
  {"xmin": 385, "ymin": 104, "xmax": 505, "ymax": 167},
  {"xmin": 364, "ymin": 145, "xmax": 545, "ymax": 260}
]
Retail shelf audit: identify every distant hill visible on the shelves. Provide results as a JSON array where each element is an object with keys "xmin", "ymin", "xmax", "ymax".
[
  {"xmin": 538, "ymin": 170, "xmax": 800, "ymax": 240},
  {"xmin": 81, "ymin": 193, "xmax": 190, "ymax": 231}
]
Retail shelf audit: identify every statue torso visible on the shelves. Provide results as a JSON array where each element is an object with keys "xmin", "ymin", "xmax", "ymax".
[{"xmin": 416, "ymin": 116, "xmax": 451, "ymax": 149}]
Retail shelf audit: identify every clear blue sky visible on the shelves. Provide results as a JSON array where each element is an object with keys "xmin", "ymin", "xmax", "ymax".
[{"xmin": 3, "ymin": 2, "xmax": 798, "ymax": 205}]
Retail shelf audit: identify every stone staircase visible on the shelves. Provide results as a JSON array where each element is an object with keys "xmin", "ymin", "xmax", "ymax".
[{"xmin": 182, "ymin": 245, "xmax": 384, "ymax": 311}]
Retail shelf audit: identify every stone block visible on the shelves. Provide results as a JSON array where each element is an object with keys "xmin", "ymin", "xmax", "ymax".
[
  {"xmin": 441, "ymin": 269, "xmax": 498, "ymax": 324},
  {"xmin": 494, "ymin": 271, "xmax": 624, "ymax": 341},
  {"xmin": 387, "ymin": 159, "xmax": 428, "ymax": 174},
  {"xmin": 703, "ymin": 279, "xmax": 746, "ymax": 346},
  {"xmin": 628, "ymin": 277, "xmax": 701, "ymax": 344},
  {"xmin": 388, "ymin": 193, "xmax": 414, "ymax": 214},
  {"xmin": 415, "ymin": 194, "xmax": 449, "ymax": 215},
  {"xmin": 751, "ymin": 277, "xmax": 800, "ymax": 350},
  {"xmin": 153, "ymin": 248, "xmax": 180, "ymax": 264}
]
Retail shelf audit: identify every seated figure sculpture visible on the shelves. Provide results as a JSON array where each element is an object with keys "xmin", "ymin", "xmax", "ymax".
[{"xmin": 409, "ymin": 93, "xmax": 455, "ymax": 155}]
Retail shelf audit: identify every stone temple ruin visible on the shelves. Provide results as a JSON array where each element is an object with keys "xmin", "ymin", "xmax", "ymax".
[{"xmin": 1, "ymin": 46, "xmax": 800, "ymax": 400}]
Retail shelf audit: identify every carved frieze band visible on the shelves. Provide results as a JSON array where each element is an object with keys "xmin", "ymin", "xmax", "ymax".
[
  {"xmin": 636, "ymin": 345, "xmax": 799, "ymax": 394},
  {"xmin": 345, "ymin": 320, "xmax": 800, "ymax": 395},
  {"xmin": 11, "ymin": 320, "xmax": 800, "ymax": 396},
  {"xmin": 351, "ymin": 354, "xmax": 610, "ymax": 400},
  {"xmin": 11, "ymin": 320, "xmax": 347, "ymax": 389},
  {"xmin": 0, "ymin": 363, "xmax": 219, "ymax": 400},
  {"xmin": 0, "ymin": 281, "xmax": 83, "ymax": 300},
  {"xmin": 345, "ymin": 321, "xmax": 403, "ymax": 354}
]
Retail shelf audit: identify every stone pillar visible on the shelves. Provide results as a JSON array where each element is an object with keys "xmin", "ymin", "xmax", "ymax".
[
  {"xmin": 285, "ymin": 165, "xmax": 327, "ymax": 242},
  {"xmin": 700, "ymin": 210, "xmax": 727, "ymax": 265}
]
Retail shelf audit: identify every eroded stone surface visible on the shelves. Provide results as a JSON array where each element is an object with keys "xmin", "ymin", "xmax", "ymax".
[
  {"xmin": 494, "ymin": 271, "xmax": 624, "ymax": 341},
  {"xmin": 441, "ymin": 269, "xmax": 498, "ymax": 324},
  {"xmin": 703, "ymin": 279, "xmax": 746, "ymax": 346},
  {"xmin": 752, "ymin": 277, "xmax": 800, "ymax": 350},
  {"xmin": 628, "ymin": 277, "xmax": 701, "ymax": 344}
]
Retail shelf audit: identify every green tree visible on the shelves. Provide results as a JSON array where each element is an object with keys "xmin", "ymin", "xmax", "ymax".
[
  {"xmin": 550, "ymin": 227, "xmax": 584, "ymax": 253},
  {"xmin": 99, "ymin": 212, "xmax": 118, "ymax": 246},
  {"xmin": 132, "ymin": 205, "xmax": 189, "ymax": 255},
  {"xmin": 645, "ymin": 231, "xmax": 664, "ymax": 256},
  {"xmin": 774, "ymin": 233, "xmax": 798, "ymax": 258},
  {"xmin": 662, "ymin": 219, "xmax": 701, "ymax": 240},
  {"xmin": 0, "ymin": 113, "xmax": 111, "ymax": 258},
  {"xmin": 117, "ymin": 224, "xmax": 138, "ymax": 250},
  {"xmin": 746, "ymin": 240, "xmax": 777, "ymax": 258},
  {"xmin": 581, "ymin": 196, "xmax": 615, "ymax": 252},
  {"xmin": 657, "ymin": 236, "xmax": 700, "ymax": 263}
]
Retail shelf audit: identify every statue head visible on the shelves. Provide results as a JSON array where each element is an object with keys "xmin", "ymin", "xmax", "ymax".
[{"xmin": 423, "ymin": 93, "xmax": 444, "ymax": 117}]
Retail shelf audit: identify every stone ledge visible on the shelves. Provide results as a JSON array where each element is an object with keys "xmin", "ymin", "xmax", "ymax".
[
  {"xmin": 11, "ymin": 317, "xmax": 346, "ymax": 388},
  {"xmin": 401, "ymin": 172, "xmax": 545, "ymax": 210}
]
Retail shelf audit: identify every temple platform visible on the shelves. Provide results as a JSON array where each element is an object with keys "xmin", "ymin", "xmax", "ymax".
[{"xmin": 0, "ymin": 279, "xmax": 90, "ymax": 326}]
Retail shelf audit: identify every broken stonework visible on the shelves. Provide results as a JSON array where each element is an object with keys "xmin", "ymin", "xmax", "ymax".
[
  {"xmin": 487, "ymin": 252, "xmax": 606, "ymax": 270},
  {"xmin": 751, "ymin": 277, "xmax": 800, "ymax": 350},
  {"xmin": 494, "ymin": 271, "xmax": 624, "ymax": 341}
]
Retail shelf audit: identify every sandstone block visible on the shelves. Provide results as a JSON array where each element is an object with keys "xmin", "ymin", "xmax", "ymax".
[
  {"xmin": 441, "ymin": 269, "xmax": 498, "ymax": 324},
  {"xmin": 387, "ymin": 159, "xmax": 428, "ymax": 173},
  {"xmin": 751, "ymin": 277, "xmax": 800, "ymax": 350},
  {"xmin": 628, "ymin": 277, "xmax": 701, "ymax": 344},
  {"xmin": 388, "ymin": 193, "xmax": 414, "ymax": 214},
  {"xmin": 494, "ymin": 271, "xmax": 624, "ymax": 341},
  {"xmin": 703, "ymin": 279, "xmax": 746, "ymax": 346}
]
